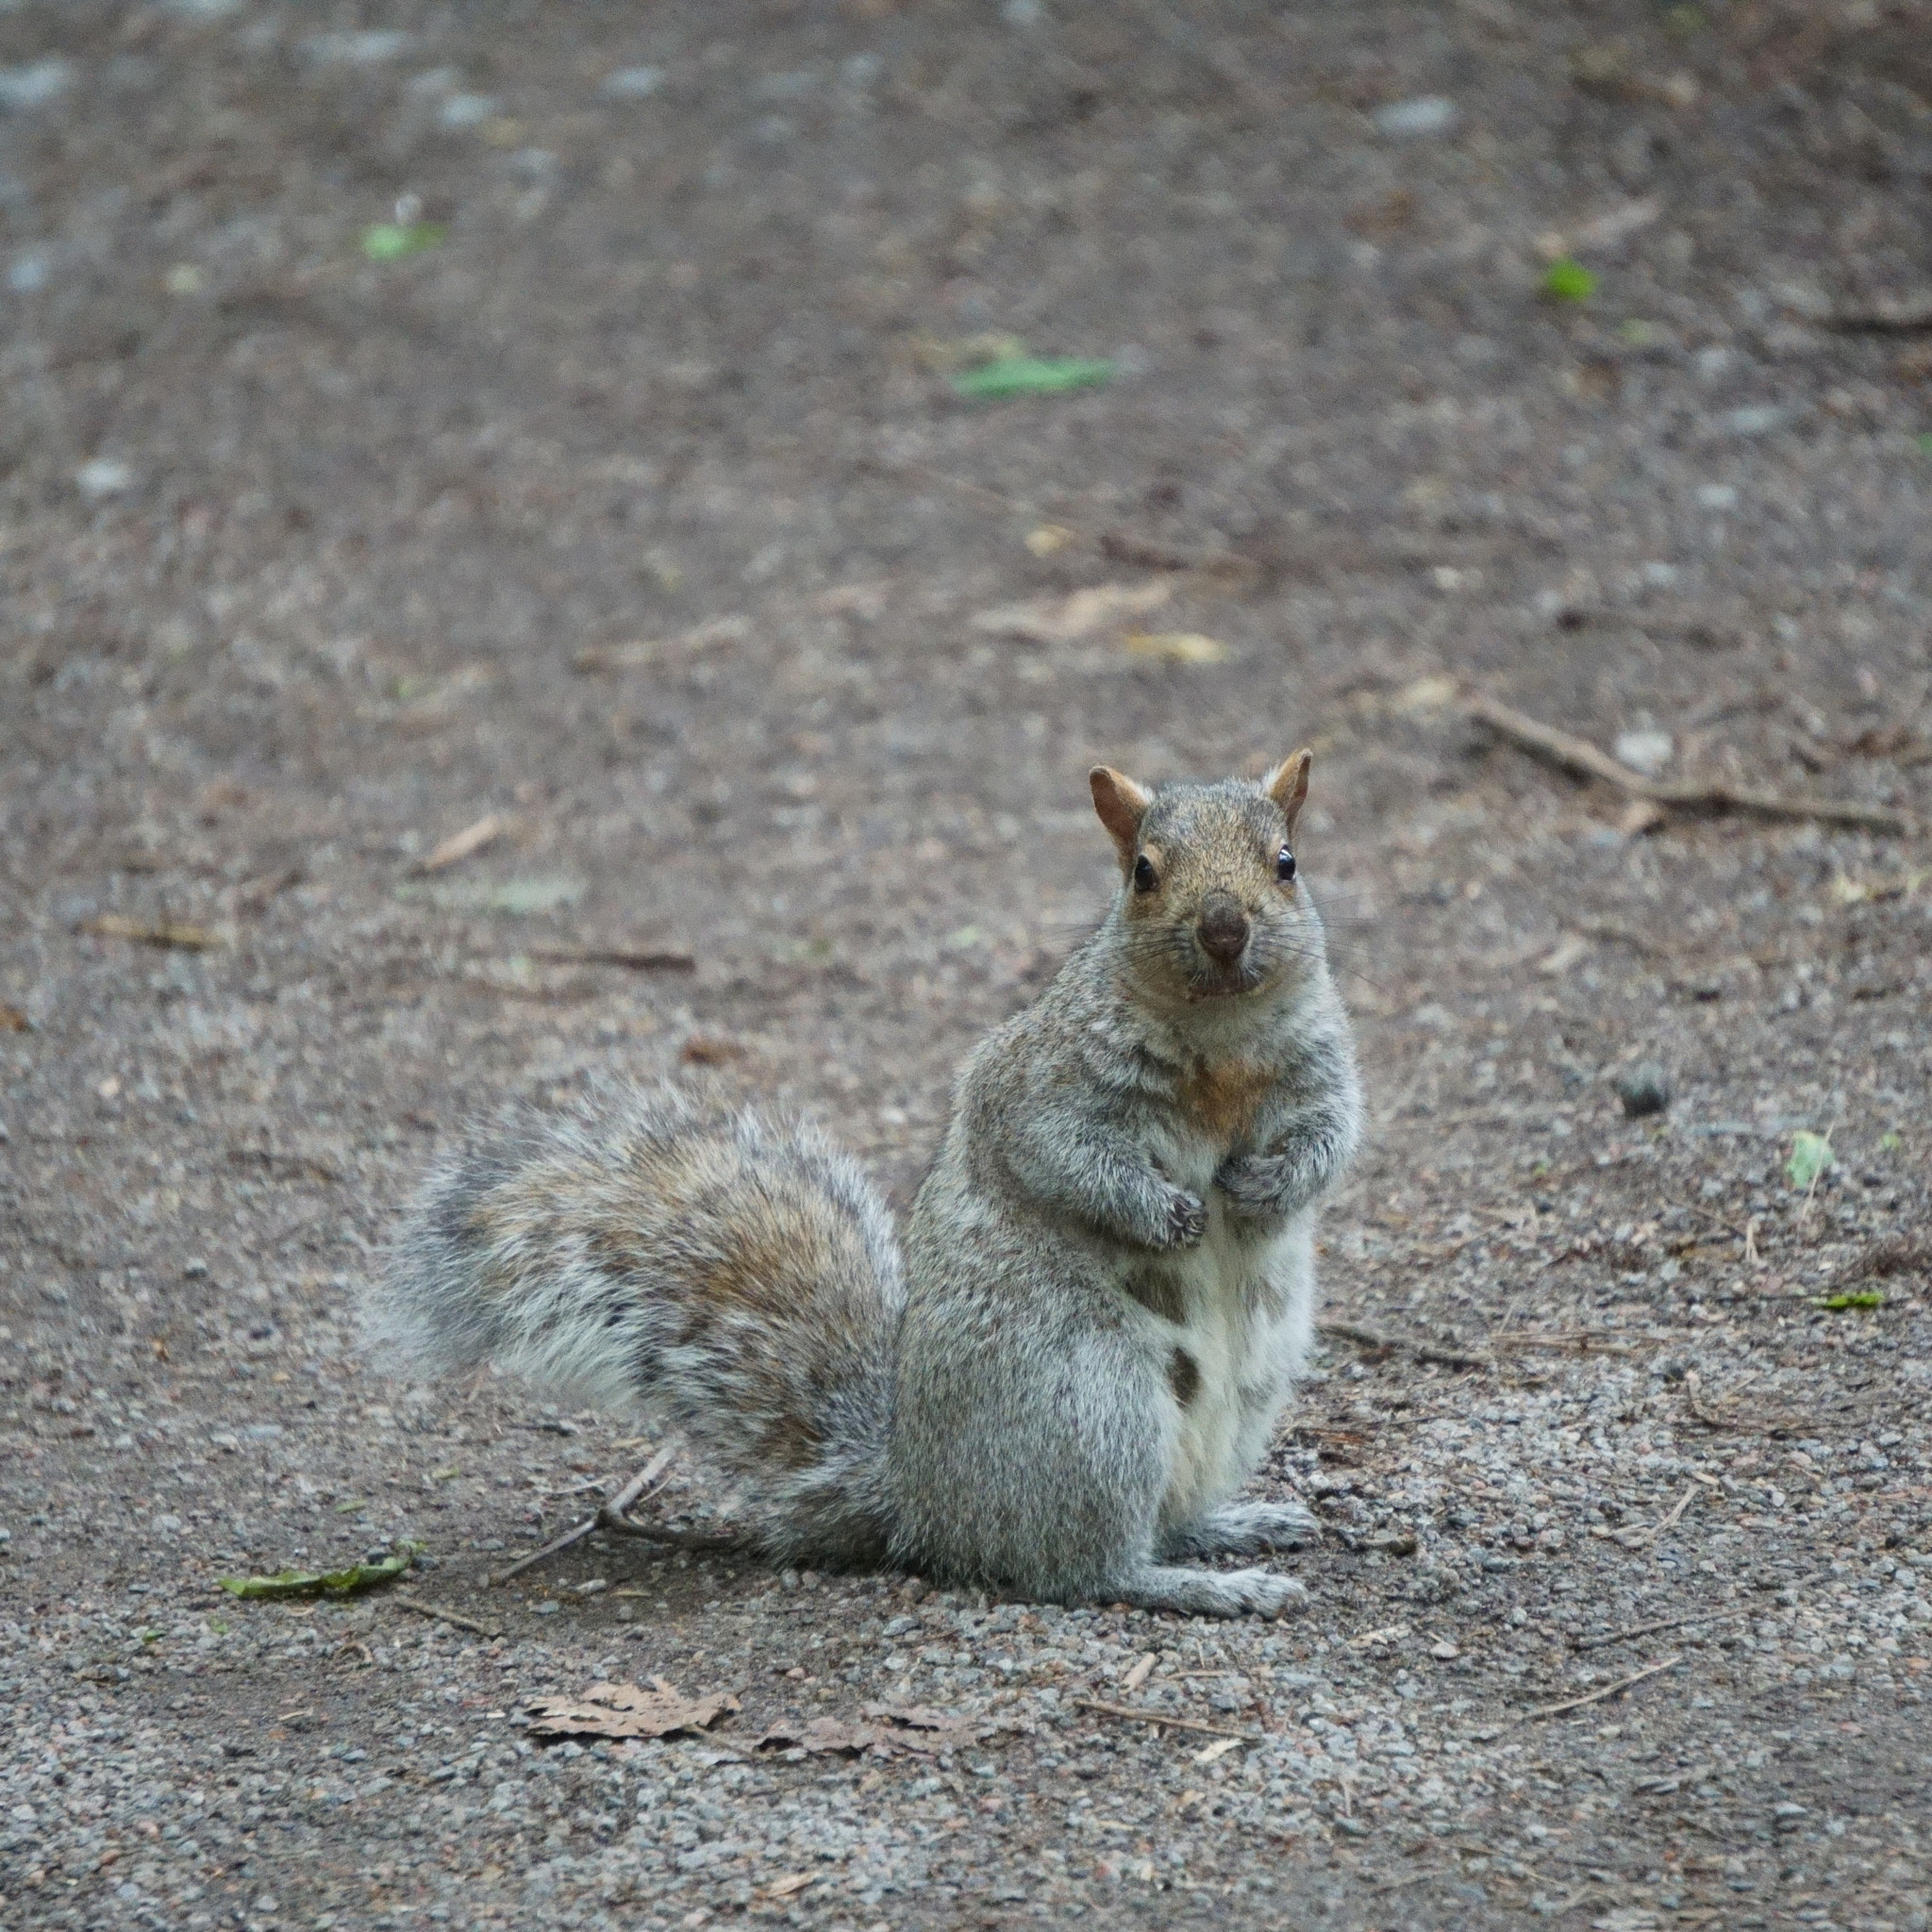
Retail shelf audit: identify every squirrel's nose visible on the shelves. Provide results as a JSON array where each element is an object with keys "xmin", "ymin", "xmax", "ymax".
[{"xmin": 1197, "ymin": 892, "xmax": 1250, "ymax": 963}]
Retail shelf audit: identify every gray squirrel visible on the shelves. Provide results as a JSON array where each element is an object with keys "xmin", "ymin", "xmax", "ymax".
[{"xmin": 375, "ymin": 753, "xmax": 1362, "ymax": 1616}]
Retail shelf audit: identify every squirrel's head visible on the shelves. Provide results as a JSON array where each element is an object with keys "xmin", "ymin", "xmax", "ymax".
[{"xmin": 1089, "ymin": 752, "xmax": 1322, "ymax": 1004}]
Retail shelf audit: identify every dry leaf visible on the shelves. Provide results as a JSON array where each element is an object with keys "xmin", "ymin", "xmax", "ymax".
[
  {"xmin": 86, "ymin": 914, "xmax": 229, "ymax": 952},
  {"xmin": 1122, "ymin": 630, "xmax": 1228, "ymax": 665},
  {"xmin": 858, "ymin": 1702, "xmax": 973, "ymax": 1731},
  {"xmin": 525, "ymin": 1678, "xmax": 741, "ymax": 1741},
  {"xmin": 970, "ymin": 581, "xmax": 1170, "ymax": 647},
  {"xmin": 418, "ymin": 812, "xmax": 510, "ymax": 874},
  {"xmin": 765, "ymin": 1873, "xmax": 816, "ymax": 1900},
  {"xmin": 753, "ymin": 1717, "xmax": 888, "ymax": 1757}
]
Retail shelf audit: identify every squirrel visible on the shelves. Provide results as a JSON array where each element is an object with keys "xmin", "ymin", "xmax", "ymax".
[{"xmin": 374, "ymin": 751, "xmax": 1361, "ymax": 1617}]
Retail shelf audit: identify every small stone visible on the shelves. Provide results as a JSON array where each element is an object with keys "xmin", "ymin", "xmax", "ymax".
[
  {"xmin": 0, "ymin": 60, "xmax": 74, "ymax": 111},
  {"xmin": 75, "ymin": 459, "xmax": 134, "ymax": 500},
  {"xmin": 1614, "ymin": 1063, "xmax": 1673, "ymax": 1117},
  {"xmin": 1373, "ymin": 96, "xmax": 1459, "ymax": 139},
  {"xmin": 1614, "ymin": 729, "xmax": 1674, "ymax": 776},
  {"xmin": 1723, "ymin": 403, "xmax": 1790, "ymax": 439},
  {"xmin": 439, "ymin": 93, "xmax": 497, "ymax": 128},
  {"xmin": 600, "ymin": 66, "xmax": 665, "ymax": 100}
]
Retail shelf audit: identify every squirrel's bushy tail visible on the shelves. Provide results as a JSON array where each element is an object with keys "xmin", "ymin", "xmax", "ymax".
[{"xmin": 372, "ymin": 1084, "xmax": 905, "ymax": 1563}]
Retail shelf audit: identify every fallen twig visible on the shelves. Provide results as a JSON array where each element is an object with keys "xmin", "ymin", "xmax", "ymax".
[
  {"xmin": 391, "ymin": 1595, "xmax": 502, "ymax": 1641},
  {"xmin": 1826, "ymin": 293, "xmax": 1932, "ymax": 333},
  {"xmin": 492, "ymin": 1441, "xmax": 681, "ymax": 1586},
  {"xmin": 1613, "ymin": 1482, "xmax": 1702, "ymax": 1549},
  {"xmin": 1317, "ymin": 1321, "xmax": 1492, "ymax": 1372},
  {"xmin": 1466, "ymin": 692, "xmax": 1923, "ymax": 837},
  {"xmin": 1072, "ymin": 1698, "xmax": 1260, "ymax": 1742},
  {"xmin": 1574, "ymin": 1608, "xmax": 1742, "ymax": 1653},
  {"xmin": 1475, "ymin": 1655, "xmax": 1683, "ymax": 1738},
  {"xmin": 416, "ymin": 812, "xmax": 510, "ymax": 874},
  {"xmin": 525, "ymin": 941, "xmax": 696, "ymax": 974}
]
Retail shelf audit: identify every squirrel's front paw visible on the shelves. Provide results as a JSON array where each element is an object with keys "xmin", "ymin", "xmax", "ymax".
[
  {"xmin": 1159, "ymin": 1189, "xmax": 1208, "ymax": 1249},
  {"xmin": 1214, "ymin": 1154, "xmax": 1285, "ymax": 1219}
]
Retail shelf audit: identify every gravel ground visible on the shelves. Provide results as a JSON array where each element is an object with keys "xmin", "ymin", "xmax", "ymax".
[{"xmin": 4, "ymin": 2, "xmax": 1932, "ymax": 1928}]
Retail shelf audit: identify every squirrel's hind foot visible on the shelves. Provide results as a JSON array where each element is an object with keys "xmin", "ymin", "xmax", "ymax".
[
  {"xmin": 1160, "ymin": 1499, "xmax": 1321, "ymax": 1559},
  {"xmin": 1104, "ymin": 1562, "xmax": 1307, "ymax": 1619}
]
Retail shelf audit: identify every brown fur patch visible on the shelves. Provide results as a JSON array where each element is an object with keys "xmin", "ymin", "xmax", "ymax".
[
  {"xmin": 1176, "ymin": 1058, "xmax": 1274, "ymax": 1143},
  {"xmin": 1168, "ymin": 1347, "xmax": 1201, "ymax": 1407},
  {"xmin": 1122, "ymin": 1267, "xmax": 1186, "ymax": 1324}
]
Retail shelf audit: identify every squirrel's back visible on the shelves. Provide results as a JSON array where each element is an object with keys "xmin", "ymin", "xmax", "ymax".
[{"xmin": 374, "ymin": 1084, "xmax": 904, "ymax": 1562}]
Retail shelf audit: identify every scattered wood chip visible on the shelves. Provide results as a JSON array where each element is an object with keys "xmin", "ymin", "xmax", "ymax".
[
  {"xmin": 0, "ymin": 1003, "xmax": 28, "ymax": 1032},
  {"xmin": 85, "ymin": 914, "xmax": 230, "ymax": 951},
  {"xmin": 525, "ymin": 1678, "xmax": 741, "ymax": 1742},
  {"xmin": 1534, "ymin": 932, "xmax": 1591, "ymax": 976},
  {"xmin": 1347, "ymin": 1623, "xmax": 1411, "ymax": 1650},
  {"xmin": 970, "ymin": 581, "xmax": 1171, "ymax": 646},
  {"xmin": 417, "ymin": 812, "xmax": 510, "ymax": 874},
  {"xmin": 1122, "ymin": 1653, "xmax": 1158, "ymax": 1693},
  {"xmin": 1192, "ymin": 1736, "xmax": 1242, "ymax": 1766},
  {"xmin": 1466, "ymin": 691, "xmax": 1924, "ymax": 837},
  {"xmin": 1123, "ymin": 630, "xmax": 1229, "ymax": 665},
  {"xmin": 764, "ymin": 1873, "xmax": 816, "ymax": 1900}
]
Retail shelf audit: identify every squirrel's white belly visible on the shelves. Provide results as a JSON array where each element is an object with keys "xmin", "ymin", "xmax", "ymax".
[{"xmin": 1155, "ymin": 1202, "xmax": 1307, "ymax": 1532}]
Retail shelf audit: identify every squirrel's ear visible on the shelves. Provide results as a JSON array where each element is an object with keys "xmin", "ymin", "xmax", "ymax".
[
  {"xmin": 1264, "ymin": 749, "xmax": 1313, "ymax": 838},
  {"xmin": 1089, "ymin": 765, "xmax": 1152, "ymax": 864}
]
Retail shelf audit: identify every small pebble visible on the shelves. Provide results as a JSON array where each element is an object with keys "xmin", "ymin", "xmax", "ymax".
[
  {"xmin": 1373, "ymin": 95, "xmax": 1459, "ymax": 139},
  {"xmin": 1614, "ymin": 1062, "xmax": 1674, "ymax": 1117}
]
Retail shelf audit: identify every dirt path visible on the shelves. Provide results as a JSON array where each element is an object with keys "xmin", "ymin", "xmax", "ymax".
[{"xmin": 4, "ymin": 4, "xmax": 1930, "ymax": 1928}]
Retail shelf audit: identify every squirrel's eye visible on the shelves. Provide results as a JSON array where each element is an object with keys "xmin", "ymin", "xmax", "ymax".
[
  {"xmin": 1276, "ymin": 846, "xmax": 1297, "ymax": 882},
  {"xmin": 1133, "ymin": 855, "xmax": 1158, "ymax": 893}
]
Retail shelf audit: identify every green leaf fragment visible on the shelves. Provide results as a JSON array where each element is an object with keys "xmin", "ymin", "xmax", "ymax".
[
  {"xmin": 1541, "ymin": 258, "xmax": 1598, "ymax": 303},
  {"xmin": 1785, "ymin": 1130, "xmax": 1834, "ymax": 1190},
  {"xmin": 951, "ymin": 356, "xmax": 1115, "ymax": 400},
  {"xmin": 218, "ymin": 1543, "xmax": 421, "ymax": 1600},
  {"xmin": 1878, "ymin": 1130, "xmax": 1902, "ymax": 1153},
  {"xmin": 334, "ymin": 1498, "xmax": 369, "ymax": 1514},
  {"xmin": 1814, "ymin": 1291, "xmax": 1884, "ymax": 1311},
  {"xmin": 363, "ymin": 222, "xmax": 447, "ymax": 261}
]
